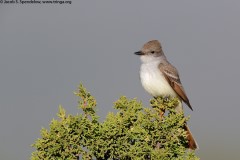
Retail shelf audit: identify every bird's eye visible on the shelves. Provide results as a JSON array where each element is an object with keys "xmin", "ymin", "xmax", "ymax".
[{"xmin": 151, "ymin": 51, "xmax": 155, "ymax": 54}]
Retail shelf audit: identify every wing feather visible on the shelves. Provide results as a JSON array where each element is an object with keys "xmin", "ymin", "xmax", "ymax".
[{"xmin": 159, "ymin": 63, "xmax": 193, "ymax": 111}]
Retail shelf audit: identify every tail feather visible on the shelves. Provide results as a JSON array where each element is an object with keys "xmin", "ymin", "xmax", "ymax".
[{"xmin": 184, "ymin": 125, "xmax": 198, "ymax": 150}]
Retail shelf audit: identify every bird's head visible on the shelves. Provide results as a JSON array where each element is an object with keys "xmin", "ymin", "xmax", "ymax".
[{"xmin": 134, "ymin": 40, "xmax": 164, "ymax": 63}]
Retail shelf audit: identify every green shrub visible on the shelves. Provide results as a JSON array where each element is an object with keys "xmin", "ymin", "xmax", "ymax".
[{"xmin": 31, "ymin": 84, "xmax": 199, "ymax": 160}]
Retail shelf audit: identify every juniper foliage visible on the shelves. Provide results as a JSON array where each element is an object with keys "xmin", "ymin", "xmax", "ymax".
[{"xmin": 31, "ymin": 84, "xmax": 199, "ymax": 160}]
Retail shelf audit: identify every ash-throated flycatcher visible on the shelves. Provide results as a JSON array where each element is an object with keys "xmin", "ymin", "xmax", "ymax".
[{"xmin": 134, "ymin": 40, "xmax": 198, "ymax": 150}]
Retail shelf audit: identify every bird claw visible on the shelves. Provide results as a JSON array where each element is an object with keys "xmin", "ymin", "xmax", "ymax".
[{"xmin": 163, "ymin": 96, "xmax": 170, "ymax": 101}]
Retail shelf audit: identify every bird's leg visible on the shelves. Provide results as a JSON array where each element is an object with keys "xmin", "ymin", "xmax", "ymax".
[
  {"xmin": 153, "ymin": 96, "xmax": 166, "ymax": 119},
  {"xmin": 160, "ymin": 108, "xmax": 165, "ymax": 119},
  {"xmin": 163, "ymin": 95, "xmax": 170, "ymax": 101},
  {"xmin": 160, "ymin": 96, "xmax": 171, "ymax": 118}
]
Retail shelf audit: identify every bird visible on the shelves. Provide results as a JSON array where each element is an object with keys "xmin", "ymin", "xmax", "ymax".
[{"xmin": 134, "ymin": 40, "xmax": 198, "ymax": 150}]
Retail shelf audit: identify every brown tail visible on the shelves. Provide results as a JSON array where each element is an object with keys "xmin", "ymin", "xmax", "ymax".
[{"xmin": 184, "ymin": 125, "xmax": 198, "ymax": 150}]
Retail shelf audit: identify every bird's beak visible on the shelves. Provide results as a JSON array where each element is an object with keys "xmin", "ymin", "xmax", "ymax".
[{"xmin": 134, "ymin": 51, "xmax": 144, "ymax": 55}]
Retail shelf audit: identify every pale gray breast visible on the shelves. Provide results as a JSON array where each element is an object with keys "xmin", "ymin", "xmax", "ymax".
[{"xmin": 140, "ymin": 62, "xmax": 177, "ymax": 97}]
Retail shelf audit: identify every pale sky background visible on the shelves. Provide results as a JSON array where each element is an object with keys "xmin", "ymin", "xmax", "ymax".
[{"xmin": 0, "ymin": 1, "xmax": 240, "ymax": 159}]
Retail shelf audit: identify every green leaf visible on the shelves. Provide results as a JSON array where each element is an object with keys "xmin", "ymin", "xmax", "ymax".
[{"xmin": 31, "ymin": 83, "xmax": 199, "ymax": 160}]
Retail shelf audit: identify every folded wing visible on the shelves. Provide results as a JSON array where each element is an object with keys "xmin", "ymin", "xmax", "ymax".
[{"xmin": 159, "ymin": 63, "xmax": 193, "ymax": 111}]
